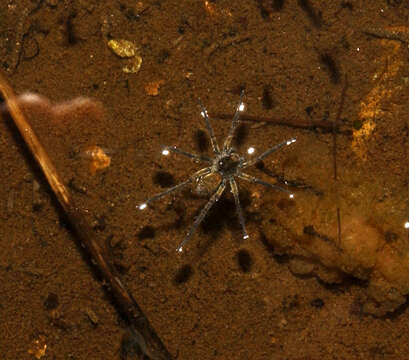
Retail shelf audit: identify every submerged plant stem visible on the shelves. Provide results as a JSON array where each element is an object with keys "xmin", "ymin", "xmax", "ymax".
[{"xmin": 0, "ymin": 72, "xmax": 172, "ymax": 360}]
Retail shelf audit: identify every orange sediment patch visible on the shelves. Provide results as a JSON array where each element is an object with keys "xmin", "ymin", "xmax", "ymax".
[
  {"xmin": 353, "ymin": 39, "xmax": 403, "ymax": 160},
  {"xmin": 144, "ymin": 79, "xmax": 165, "ymax": 96},
  {"xmin": 83, "ymin": 145, "xmax": 111, "ymax": 175}
]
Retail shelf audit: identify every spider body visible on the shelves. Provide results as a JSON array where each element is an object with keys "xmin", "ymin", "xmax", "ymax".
[
  {"xmin": 138, "ymin": 91, "xmax": 296, "ymax": 253},
  {"xmin": 214, "ymin": 150, "xmax": 243, "ymax": 177}
]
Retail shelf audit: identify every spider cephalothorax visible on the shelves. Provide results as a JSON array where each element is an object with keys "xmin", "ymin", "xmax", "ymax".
[
  {"xmin": 213, "ymin": 150, "xmax": 244, "ymax": 177},
  {"xmin": 138, "ymin": 91, "xmax": 296, "ymax": 253}
]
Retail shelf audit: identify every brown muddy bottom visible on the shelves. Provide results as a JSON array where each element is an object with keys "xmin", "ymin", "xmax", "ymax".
[{"xmin": 1, "ymin": 0, "xmax": 409, "ymax": 359}]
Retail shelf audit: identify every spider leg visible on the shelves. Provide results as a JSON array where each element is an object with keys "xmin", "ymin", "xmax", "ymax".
[
  {"xmin": 229, "ymin": 178, "xmax": 249, "ymax": 240},
  {"xmin": 238, "ymin": 172, "xmax": 294, "ymax": 198},
  {"xmin": 177, "ymin": 179, "xmax": 227, "ymax": 253},
  {"xmin": 162, "ymin": 146, "xmax": 212, "ymax": 164},
  {"xmin": 138, "ymin": 167, "xmax": 212, "ymax": 210},
  {"xmin": 223, "ymin": 90, "xmax": 245, "ymax": 151},
  {"xmin": 241, "ymin": 138, "xmax": 296, "ymax": 168},
  {"xmin": 198, "ymin": 98, "xmax": 220, "ymax": 154}
]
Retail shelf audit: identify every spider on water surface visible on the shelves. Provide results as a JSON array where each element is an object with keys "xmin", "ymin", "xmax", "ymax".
[{"xmin": 138, "ymin": 91, "xmax": 296, "ymax": 253}]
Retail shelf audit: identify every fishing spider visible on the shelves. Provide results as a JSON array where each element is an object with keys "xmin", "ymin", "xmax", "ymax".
[{"xmin": 138, "ymin": 91, "xmax": 296, "ymax": 253}]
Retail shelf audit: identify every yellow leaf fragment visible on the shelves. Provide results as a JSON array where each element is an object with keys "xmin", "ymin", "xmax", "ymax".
[
  {"xmin": 107, "ymin": 39, "xmax": 138, "ymax": 58},
  {"xmin": 107, "ymin": 39, "xmax": 142, "ymax": 74},
  {"xmin": 123, "ymin": 55, "xmax": 142, "ymax": 74}
]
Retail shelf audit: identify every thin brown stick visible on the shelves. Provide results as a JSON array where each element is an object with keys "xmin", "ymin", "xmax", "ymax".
[
  {"xmin": 0, "ymin": 72, "xmax": 172, "ymax": 360},
  {"xmin": 210, "ymin": 112, "xmax": 352, "ymax": 135},
  {"xmin": 363, "ymin": 27, "xmax": 409, "ymax": 44},
  {"xmin": 333, "ymin": 76, "xmax": 348, "ymax": 246},
  {"xmin": 204, "ymin": 35, "xmax": 251, "ymax": 72}
]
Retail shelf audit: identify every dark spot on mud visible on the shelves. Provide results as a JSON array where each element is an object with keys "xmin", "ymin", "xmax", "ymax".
[
  {"xmin": 256, "ymin": 0, "xmax": 285, "ymax": 18},
  {"xmin": 157, "ymin": 49, "xmax": 170, "ymax": 64},
  {"xmin": 194, "ymin": 129, "xmax": 210, "ymax": 153},
  {"xmin": 303, "ymin": 225, "xmax": 316, "ymax": 236},
  {"xmin": 153, "ymin": 171, "xmax": 175, "ymax": 188},
  {"xmin": 200, "ymin": 190, "xmax": 251, "ymax": 238},
  {"xmin": 341, "ymin": 1, "xmax": 353, "ymax": 10},
  {"xmin": 387, "ymin": 0, "xmax": 402, "ymax": 6},
  {"xmin": 233, "ymin": 124, "xmax": 249, "ymax": 148},
  {"xmin": 237, "ymin": 249, "xmax": 252, "ymax": 273},
  {"xmin": 44, "ymin": 293, "xmax": 59, "ymax": 310},
  {"xmin": 319, "ymin": 53, "xmax": 341, "ymax": 84},
  {"xmin": 277, "ymin": 198, "xmax": 295, "ymax": 210},
  {"xmin": 260, "ymin": 231, "xmax": 290, "ymax": 263},
  {"xmin": 353, "ymin": 119, "xmax": 363, "ymax": 130},
  {"xmin": 255, "ymin": 160, "xmax": 265, "ymax": 170},
  {"xmin": 297, "ymin": 0, "xmax": 322, "ymax": 28},
  {"xmin": 305, "ymin": 105, "xmax": 313, "ymax": 116},
  {"xmin": 65, "ymin": 11, "xmax": 79, "ymax": 45},
  {"xmin": 384, "ymin": 231, "xmax": 398, "ymax": 243},
  {"xmin": 272, "ymin": 0, "xmax": 285, "ymax": 10},
  {"xmin": 174, "ymin": 265, "xmax": 193, "ymax": 284},
  {"xmin": 262, "ymin": 85, "xmax": 274, "ymax": 110},
  {"xmin": 119, "ymin": 3, "xmax": 141, "ymax": 21},
  {"xmin": 137, "ymin": 226, "xmax": 155, "ymax": 240},
  {"xmin": 310, "ymin": 298, "xmax": 325, "ymax": 308},
  {"xmin": 282, "ymin": 294, "xmax": 299, "ymax": 311}
]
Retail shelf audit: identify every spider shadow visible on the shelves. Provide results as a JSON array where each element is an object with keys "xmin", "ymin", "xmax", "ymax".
[
  {"xmin": 172, "ymin": 247, "xmax": 254, "ymax": 286},
  {"xmin": 189, "ymin": 188, "xmax": 253, "ymax": 258}
]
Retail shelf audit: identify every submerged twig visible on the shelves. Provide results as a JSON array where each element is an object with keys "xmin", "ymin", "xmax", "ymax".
[
  {"xmin": 210, "ymin": 112, "xmax": 352, "ymax": 135},
  {"xmin": 204, "ymin": 35, "xmax": 251, "ymax": 72},
  {"xmin": 332, "ymin": 75, "xmax": 348, "ymax": 246},
  {"xmin": 0, "ymin": 72, "xmax": 172, "ymax": 360},
  {"xmin": 363, "ymin": 27, "xmax": 409, "ymax": 44}
]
